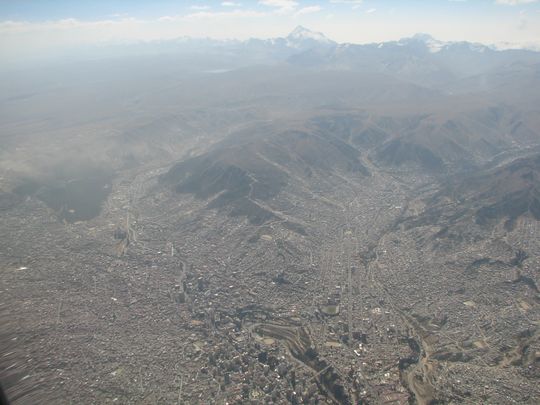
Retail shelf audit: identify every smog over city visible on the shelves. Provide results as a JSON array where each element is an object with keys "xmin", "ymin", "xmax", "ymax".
[{"xmin": 1, "ymin": 1, "xmax": 540, "ymax": 404}]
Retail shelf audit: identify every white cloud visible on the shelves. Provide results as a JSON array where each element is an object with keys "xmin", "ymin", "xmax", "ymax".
[
  {"xmin": 222, "ymin": 1, "xmax": 241, "ymax": 6},
  {"xmin": 295, "ymin": 5, "xmax": 322, "ymax": 16},
  {"xmin": 259, "ymin": 0, "xmax": 298, "ymax": 13},
  {"xmin": 184, "ymin": 10, "xmax": 267, "ymax": 20},
  {"xmin": 190, "ymin": 5, "xmax": 210, "ymax": 10},
  {"xmin": 330, "ymin": 0, "xmax": 364, "ymax": 10},
  {"xmin": 0, "ymin": 11, "xmax": 266, "ymax": 42},
  {"xmin": 366, "ymin": 8, "xmax": 376, "ymax": 13},
  {"xmin": 0, "ymin": 17, "xmax": 142, "ymax": 35},
  {"xmin": 495, "ymin": 0, "xmax": 538, "ymax": 5}
]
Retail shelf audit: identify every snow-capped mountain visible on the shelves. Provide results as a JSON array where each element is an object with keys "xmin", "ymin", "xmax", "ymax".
[
  {"xmin": 285, "ymin": 26, "xmax": 336, "ymax": 50},
  {"xmin": 57, "ymin": 26, "xmax": 539, "ymax": 87}
]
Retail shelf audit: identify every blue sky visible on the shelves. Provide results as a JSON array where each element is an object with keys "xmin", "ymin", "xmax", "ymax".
[
  {"xmin": 1, "ymin": 0, "xmax": 539, "ymax": 60},
  {"xmin": 0, "ymin": 0, "xmax": 532, "ymax": 21}
]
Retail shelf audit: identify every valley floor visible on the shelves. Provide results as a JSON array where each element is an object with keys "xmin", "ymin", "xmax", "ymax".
[{"xmin": 1, "ymin": 155, "xmax": 538, "ymax": 404}]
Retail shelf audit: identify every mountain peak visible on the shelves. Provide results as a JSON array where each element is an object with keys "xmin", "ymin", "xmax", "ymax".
[
  {"xmin": 399, "ymin": 33, "xmax": 446, "ymax": 53},
  {"xmin": 288, "ymin": 26, "xmax": 317, "ymax": 37},
  {"xmin": 412, "ymin": 33, "xmax": 436, "ymax": 42},
  {"xmin": 289, "ymin": 25, "xmax": 312, "ymax": 36},
  {"xmin": 286, "ymin": 26, "xmax": 335, "ymax": 47},
  {"xmin": 404, "ymin": 33, "xmax": 491, "ymax": 53}
]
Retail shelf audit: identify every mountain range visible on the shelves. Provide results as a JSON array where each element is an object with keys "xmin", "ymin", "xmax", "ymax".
[{"xmin": 2, "ymin": 23, "xmax": 540, "ymax": 405}]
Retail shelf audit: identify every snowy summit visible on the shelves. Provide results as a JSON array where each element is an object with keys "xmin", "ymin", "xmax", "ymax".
[{"xmin": 285, "ymin": 26, "xmax": 336, "ymax": 49}]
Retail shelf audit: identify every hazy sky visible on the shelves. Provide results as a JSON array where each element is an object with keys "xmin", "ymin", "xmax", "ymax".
[{"xmin": 1, "ymin": 0, "xmax": 540, "ymax": 62}]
